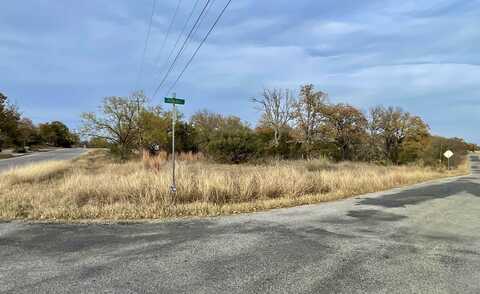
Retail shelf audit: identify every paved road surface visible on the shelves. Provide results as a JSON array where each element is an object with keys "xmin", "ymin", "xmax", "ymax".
[
  {"xmin": 1, "ymin": 155, "xmax": 479, "ymax": 293},
  {"xmin": 0, "ymin": 148, "xmax": 86, "ymax": 172}
]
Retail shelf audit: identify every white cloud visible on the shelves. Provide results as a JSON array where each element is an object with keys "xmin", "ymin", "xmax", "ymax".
[{"xmin": 310, "ymin": 21, "xmax": 365, "ymax": 35}]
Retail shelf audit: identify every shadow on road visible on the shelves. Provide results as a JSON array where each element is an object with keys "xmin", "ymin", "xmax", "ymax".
[
  {"xmin": 333, "ymin": 155, "xmax": 480, "ymax": 226},
  {"xmin": 356, "ymin": 177, "xmax": 480, "ymax": 208},
  {"xmin": 356, "ymin": 155, "xmax": 480, "ymax": 209}
]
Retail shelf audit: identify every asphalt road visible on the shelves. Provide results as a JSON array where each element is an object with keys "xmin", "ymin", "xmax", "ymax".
[
  {"xmin": 1, "ymin": 155, "xmax": 479, "ymax": 293},
  {"xmin": 0, "ymin": 148, "xmax": 86, "ymax": 172}
]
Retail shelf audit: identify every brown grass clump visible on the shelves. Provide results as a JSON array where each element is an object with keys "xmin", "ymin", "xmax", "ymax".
[
  {"xmin": 176, "ymin": 151, "xmax": 205, "ymax": 162},
  {"xmin": 142, "ymin": 151, "xmax": 168, "ymax": 171},
  {"xmin": 142, "ymin": 150, "xmax": 205, "ymax": 171},
  {"xmin": 0, "ymin": 150, "xmax": 469, "ymax": 220}
]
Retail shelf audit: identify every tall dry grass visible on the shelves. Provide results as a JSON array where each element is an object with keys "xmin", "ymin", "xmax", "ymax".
[
  {"xmin": 0, "ymin": 161, "xmax": 71, "ymax": 187},
  {"xmin": 0, "ymin": 150, "xmax": 468, "ymax": 220},
  {"xmin": 142, "ymin": 151, "xmax": 204, "ymax": 171}
]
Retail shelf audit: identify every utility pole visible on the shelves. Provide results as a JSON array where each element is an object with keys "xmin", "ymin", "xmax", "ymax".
[{"xmin": 164, "ymin": 93, "xmax": 185, "ymax": 194}]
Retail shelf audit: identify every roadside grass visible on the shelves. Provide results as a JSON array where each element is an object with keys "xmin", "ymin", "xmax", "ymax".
[
  {"xmin": 0, "ymin": 161, "xmax": 71, "ymax": 187},
  {"xmin": 0, "ymin": 150, "xmax": 469, "ymax": 220},
  {"xmin": 0, "ymin": 154, "xmax": 14, "ymax": 160}
]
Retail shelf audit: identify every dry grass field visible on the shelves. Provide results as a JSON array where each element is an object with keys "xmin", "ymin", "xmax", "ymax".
[{"xmin": 0, "ymin": 149, "xmax": 469, "ymax": 220}]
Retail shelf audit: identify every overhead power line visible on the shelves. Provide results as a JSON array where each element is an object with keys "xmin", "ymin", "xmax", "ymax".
[
  {"xmin": 163, "ymin": 0, "xmax": 217, "ymax": 91},
  {"xmin": 177, "ymin": 0, "xmax": 217, "ymax": 65},
  {"xmin": 152, "ymin": 0, "xmax": 183, "ymax": 70},
  {"xmin": 152, "ymin": 0, "xmax": 213, "ymax": 98},
  {"xmin": 151, "ymin": 0, "xmax": 202, "ymax": 92},
  {"xmin": 164, "ymin": 0, "xmax": 233, "ymax": 95},
  {"xmin": 135, "ymin": 0, "xmax": 157, "ymax": 91},
  {"xmin": 190, "ymin": 0, "xmax": 218, "ymax": 42},
  {"xmin": 151, "ymin": 0, "xmax": 216, "ymax": 97}
]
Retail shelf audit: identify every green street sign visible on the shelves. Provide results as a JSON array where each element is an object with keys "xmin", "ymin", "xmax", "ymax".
[{"xmin": 164, "ymin": 97, "xmax": 185, "ymax": 105}]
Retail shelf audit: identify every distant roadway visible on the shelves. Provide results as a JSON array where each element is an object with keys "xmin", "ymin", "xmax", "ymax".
[
  {"xmin": 0, "ymin": 148, "xmax": 86, "ymax": 172},
  {"xmin": 0, "ymin": 155, "xmax": 479, "ymax": 293}
]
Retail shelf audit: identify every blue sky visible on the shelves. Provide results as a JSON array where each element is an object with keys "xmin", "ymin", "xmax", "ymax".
[{"xmin": 1, "ymin": 0, "xmax": 480, "ymax": 142}]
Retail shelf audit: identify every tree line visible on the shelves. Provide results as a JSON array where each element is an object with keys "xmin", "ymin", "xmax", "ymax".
[
  {"xmin": 82, "ymin": 84, "xmax": 478, "ymax": 167},
  {"xmin": 0, "ymin": 92, "xmax": 79, "ymax": 152}
]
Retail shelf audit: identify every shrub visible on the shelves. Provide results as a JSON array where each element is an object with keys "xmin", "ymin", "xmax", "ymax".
[{"xmin": 206, "ymin": 128, "xmax": 260, "ymax": 163}]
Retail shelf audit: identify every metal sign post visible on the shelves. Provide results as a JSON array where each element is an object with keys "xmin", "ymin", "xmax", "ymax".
[
  {"xmin": 443, "ymin": 150, "xmax": 454, "ymax": 170},
  {"xmin": 165, "ymin": 94, "xmax": 185, "ymax": 194},
  {"xmin": 170, "ymin": 94, "xmax": 177, "ymax": 194}
]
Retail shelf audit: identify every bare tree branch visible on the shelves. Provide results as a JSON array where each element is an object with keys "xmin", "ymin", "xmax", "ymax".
[{"xmin": 251, "ymin": 88, "xmax": 295, "ymax": 147}]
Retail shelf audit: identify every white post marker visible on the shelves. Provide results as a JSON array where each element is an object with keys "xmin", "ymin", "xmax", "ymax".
[
  {"xmin": 444, "ymin": 150, "xmax": 454, "ymax": 170},
  {"xmin": 164, "ymin": 94, "xmax": 185, "ymax": 194}
]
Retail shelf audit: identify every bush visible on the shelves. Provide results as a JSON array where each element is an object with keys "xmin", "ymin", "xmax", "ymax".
[
  {"xmin": 421, "ymin": 136, "xmax": 473, "ymax": 168},
  {"xmin": 14, "ymin": 146, "xmax": 27, "ymax": 153},
  {"xmin": 255, "ymin": 127, "xmax": 303, "ymax": 160},
  {"xmin": 206, "ymin": 128, "xmax": 260, "ymax": 163}
]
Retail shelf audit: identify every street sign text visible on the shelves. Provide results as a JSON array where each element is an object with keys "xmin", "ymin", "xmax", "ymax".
[{"xmin": 164, "ymin": 97, "xmax": 185, "ymax": 105}]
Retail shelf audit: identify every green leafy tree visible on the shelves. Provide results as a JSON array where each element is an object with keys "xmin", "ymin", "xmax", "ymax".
[
  {"xmin": 39, "ymin": 121, "xmax": 77, "ymax": 148},
  {"xmin": 16, "ymin": 118, "xmax": 37, "ymax": 151},
  {"xmin": 88, "ymin": 137, "xmax": 111, "ymax": 148},
  {"xmin": 191, "ymin": 110, "xmax": 241, "ymax": 153},
  {"xmin": 207, "ymin": 127, "xmax": 259, "ymax": 163},
  {"xmin": 255, "ymin": 125, "xmax": 301, "ymax": 159},
  {"xmin": 0, "ymin": 92, "xmax": 21, "ymax": 148},
  {"xmin": 139, "ymin": 106, "xmax": 169, "ymax": 150},
  {"xmin": 172, "ymin": 120, "xmax": 198, "ymax": 153},
  {"xmin": 140, "ymin": 107, "xmax": 197, "ymax": 153},
  {"xmin": 81, "ymin": 93, "xmax": 144, "ymax": 159},
  {"xmin": 0, "ymin": 93, "xmax": 6, "ymax": 151},
  {"xmin": 190, "ymin": 110, "xmax": 223, "ymax": 149},
  {"xmin": 0, "ymin": 129, "xmax": 4, "ymax": 152},
  {"xmin": 421, "ymin": 136, "xmax": 473, "ymax": 168},
  {"xmin": 191, "ymin": 111, "xmax": 258, "ymax": 163}
]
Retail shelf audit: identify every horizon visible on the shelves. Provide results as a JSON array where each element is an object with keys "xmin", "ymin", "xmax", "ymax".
[{"xmin": 1, "ymin": 0, "xmax": 479, "ymax": 143}]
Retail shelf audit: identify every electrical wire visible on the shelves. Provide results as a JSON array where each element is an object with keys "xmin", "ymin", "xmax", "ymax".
[
  {"xmin": 151, "ymin": 0, "xmax": 202, "ymax": 93},
  {"xmin": 134, "ymin": 0, "xmax": 157, "ymax": 91},
  {"xmin": 191, "ymin": 0, "xmax": 218, "ymax": 42},
  {"xmin": 164, "ymin": 0, "xmax": 233, "ymax": 95},
  {"xmin": 152, "ymin": 0, "xmax": 213, "ymax": 98},
  {"xmin": 152, "ymin": 0, "xmax": 183, "ymax": 68}
]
